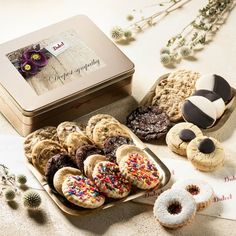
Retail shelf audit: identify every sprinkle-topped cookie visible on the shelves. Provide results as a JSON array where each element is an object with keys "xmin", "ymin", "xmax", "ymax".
[
  {"xmin": 119, "ymin": 151, "xmax": 159, "ymax": 189},
  {"xmin": 92, "ymin": 161, "xmax": 131, "ymax": 199},
  {"xmin": 62, "ymin": 175, "xmax": 105, "ymax": 209}
]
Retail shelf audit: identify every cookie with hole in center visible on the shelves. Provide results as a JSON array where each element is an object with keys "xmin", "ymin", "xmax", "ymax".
[{"xmin": 166, "ymin": 122, "xmax": 203, "ymax": 157}]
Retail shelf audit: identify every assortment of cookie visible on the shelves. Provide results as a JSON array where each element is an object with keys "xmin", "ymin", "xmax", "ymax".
[
  {"xmin": 24, "ymin": 115, "xmax": 161, "ymax": 209},
  {"xmin": 166, "ymin": 122, "xmax": 225, "ymax": 172},
  {"xmin": 126, "ymin": 70, "xmax": 234, "ymax": 140}
]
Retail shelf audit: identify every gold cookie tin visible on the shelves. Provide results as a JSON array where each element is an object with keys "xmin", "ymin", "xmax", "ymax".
[
  {"xmin": 0, "ymin": 15, "xmax": 134, "ymax": 136},
  {"xmin": 26, "ymin": 125, "xmax": 171, "ymax": 216}
]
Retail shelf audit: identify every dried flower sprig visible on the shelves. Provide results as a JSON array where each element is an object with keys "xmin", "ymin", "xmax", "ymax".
[
  {"xmin": 160, "ymin": 0, "xmax": 236, "ymax": 66},
  {"xmin": 111, "ymin": 0, "xmax": 192, "ymax": 43}
]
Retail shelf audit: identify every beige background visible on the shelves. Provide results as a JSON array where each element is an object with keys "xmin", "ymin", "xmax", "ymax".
[{"xmin": 0, "ymin": 0, "xmax": 236, "ymax": 235}]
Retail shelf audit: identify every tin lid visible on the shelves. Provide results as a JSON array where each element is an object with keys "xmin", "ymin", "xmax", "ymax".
[{"xmin": 0, "ymin": 15, "xmax": 134, "ymax": 115}]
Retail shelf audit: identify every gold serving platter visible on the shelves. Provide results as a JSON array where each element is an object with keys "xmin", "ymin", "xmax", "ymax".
[
  {"xmin": 140, "ymin": 73, "xmax": 236, "ymax": 132},
  {"xmin": 26, "ymin": 125, "xmax": 171, "ymax": 216}
]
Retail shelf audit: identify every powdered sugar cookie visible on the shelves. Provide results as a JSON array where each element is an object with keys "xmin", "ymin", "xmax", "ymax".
[
  {"xmin": 187, "ymin": 136, "xmax": 225, "ymax": 172},
  {"xmin": 53, "ymin": 167, "xmax": 81, "ymax": 196},
  {"xmin": 32, "ymin": 140, "xmax": 66, "ymax": 175},
  {"xmin": 84, "ymin": 154, "xmax": 106, "ymax": 179},
  {"xmin": 153, "ymin": 188, "xmax": 197, "ymax": 229},
  {"xmin": 117, "ymin": 145, "xmax": 160, "ymax": 189},
  {"xmin": 86, "ymin": 114, "xmax": 120, "ymax": 139},
  {"xmin": 92, "ymin": 161, "xmax": 131, "ymax": 199},
  {"xmin": 24, "ymin": 126, "xmax": 59, "ymax": 163},
  {"xmin": 166, "ymin": 122, "xmax": 203, "ymax": 157},
  {"xmin": 93, "ymin": 120, "xmax": 131, "ymax": 148},
  {"xmin": 62, "ymin": 175, "xmax": 105, "ymax": 209},
  {"xmin": 172, "ymin": 179, "xmax": 214, "ymax": 210}
]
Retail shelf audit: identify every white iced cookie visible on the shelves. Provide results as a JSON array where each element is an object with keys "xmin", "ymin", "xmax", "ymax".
[
  {"xmin": 182, "ymin": 96, "xmax": 217, "ymax": 129},
  {"xmin": 193, "ymin": 90, "xmax": 225, "ymax": 118},
  {"xmin": 172, "ymin": 179, "xmax": 214, "ymax": 210},
  {"xmin": 153, "ymin": 189, "xmax": 197, "ymax": 229},
  {"xmin": 195, "ymin": 74, "xmax": 232, "ymax": 103}
]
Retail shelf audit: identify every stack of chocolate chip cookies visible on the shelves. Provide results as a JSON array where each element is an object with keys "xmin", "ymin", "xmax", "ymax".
[{"xmin": 24, "ymin": 115, "xmax": 161, "ymax": 209}]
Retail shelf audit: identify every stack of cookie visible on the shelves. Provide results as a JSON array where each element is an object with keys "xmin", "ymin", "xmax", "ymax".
[
  {"xmin": 166, "ymin": 122, "xmax": 225, "ymax": 172},
  {"xmin": 24, "ymin": 115, "xmax": 161, "ymax": 209}
]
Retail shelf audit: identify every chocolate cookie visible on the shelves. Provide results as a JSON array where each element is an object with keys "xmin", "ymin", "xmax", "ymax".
[
  {"xmin": 75, "ymin": 144, "xmax": 104, "ymax": 173},
  {"xmin": 126, "ymin": 106, "xmax": 171, "ymax": 140},
  {"xmin": 104, "ymin": 135, "xmax": 134, "ymax": 163},
  {"xmin": 45, "ymin": 154, "xmax": 76, "ymax": 189}
]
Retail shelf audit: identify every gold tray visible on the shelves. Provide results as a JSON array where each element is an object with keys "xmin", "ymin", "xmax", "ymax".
[
  {"xmin": 140, "ymin": 73, "xmax": 236, "ymax": 132},
  {"xmin": 26, "ymin": 125, "xmax": 171, "ymax": 216}
]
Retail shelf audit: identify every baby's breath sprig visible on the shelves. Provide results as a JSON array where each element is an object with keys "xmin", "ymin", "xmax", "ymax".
[
  {"xmin": 111, "ymin": 0, "xmax": 192, "ymax": 43},
  {"xmin": 160, "ymin": 0, "xmax": 235, "ymax": 66}
]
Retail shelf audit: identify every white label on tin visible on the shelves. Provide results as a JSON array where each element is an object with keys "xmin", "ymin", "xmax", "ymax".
[{"xmin": 45, "ymin": 40, "xmax": 69, "ymax": 56}]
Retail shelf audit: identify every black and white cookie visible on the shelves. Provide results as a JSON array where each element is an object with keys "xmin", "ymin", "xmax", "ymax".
[
  {"xmin": 181, "ymin": 96, "xmax": 217, "ymax": 129},
  {"xmin": 193, "ymin": 90, "xmax": 225, "ymax": 118},
  {"xmin": 195, "ymin": 74, "xmax": 232, "ymax": 103}
]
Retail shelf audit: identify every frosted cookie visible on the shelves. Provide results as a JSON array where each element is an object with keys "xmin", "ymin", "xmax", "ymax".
[
  {"xmin": 45, "ymin": 154, "xmax": 76, "ymax": 189},
  {"xmin": 182, "ymin": 96, "xmax": 217, "ymax": 128},
  {"xmin": 195, "ymin": 74, "xmax": 232, "ymax": 103},
  {"xmin": 92, "ymin": 161, "xmax": 131, "ymax": 199},
  {"xmin": 64, "ymin": 132, "xmax": 94, "ymax": 159},
  {"xmin": 187, "ymin": 136, "xmax": 225, "ymax": 172},
  {"xmin": 193, "ymin": 90, "xmax": 225, "ymax": 118},
  {"xmin": 104, "ymin": 135, "xmax": 133, "ymax": 163},
  {"xmin": 117, "ymin": 145, "xmax": 160, "ymax": 189},
  {"xmin": 172, "ymin": 179, "xmax": 214, "ymax": 210},
  {"xmin": 93, "ymin": 120, "xmax": 131, "ymax": 148},
  {"xmin": 86, "ymin": 114, "xmax": 120, "ymax": 139},
  {"xmin": 166, "ymin": 122, "xmax": 203, "ymax": 157},
  {"xmin": 75, "ymin": 144, "xmax": 104, "ymax": 173},
  {"xmin": 53, "ymin": 167, "xmax": 81, "ymax": 196},
  {"xmin": 153, "ymin": 188, "xmax": 196, "ymax": 229},
  {"xmin": 152, "ymin": 69, "xmax": 200, "ymax": 122},
  {"xmin": 126, "ymin": 106, "xmax": 171, "ymax": 140},
  {"xmin": 32, "ymin": 140, "xmax": 66, "ymax": 175},
  {"xmin": 84, "ymin": 154, "xmax": 106, "ymax": 179},
  {"xmin": 24, "ymin": 126, "xmax": 59, "ymax": 163},
  {"xmin": 62, "ymin": 175, "xmax": 105, "ymax": 209},
  {"xmin": 57, "ymin": 121, "xmax": 82, "ymax": 143}
]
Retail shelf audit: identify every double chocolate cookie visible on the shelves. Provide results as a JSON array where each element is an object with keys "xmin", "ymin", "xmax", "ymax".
[
  {"xmin": 75, "ymin": 144, "xmax": 104, "ymax": 173},
  {"xmin": 126, "ymin": 106, "xmax": 171, "ymax": 140}
]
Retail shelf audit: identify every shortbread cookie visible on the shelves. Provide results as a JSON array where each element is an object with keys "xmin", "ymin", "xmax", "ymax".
[
  {"xmin": 118, "ymin": 145, "xmax": 159, "ymax": 189},
  {"xmin": 172, "ymin": 179, "xmax": 214, "ymax": 210},
  {"xmin": 166, "ymin": 122, "xmax": 203, "ymax": 157},
  {"xmin": 32, "ymin": 140, "xmax": 66, "ymax": 175},
  {"xmin": 86, "ymin": 114, "xmax": 120, "ymax": 139},
  {"xmin": 84, "ymin": 154, "xmax": 106, "ymax": 179},
  {"xmin": 45, "ymin": 154, "xmax": 76, "ymax": 189},
  {"xmin": 126, "ymin": 106, "xmax": 171, "ymax": 140},
  {"xmin": 182, "ymin": 96, "xmax": 217, "ymax": 128},
  {"xmin": 57, "ymin": 121, "xmax": 82, "ymax": 143},
  {"xmin": 75, "ymin": 144, "xmax": 104, "ymax": 173},
  {"xmin": 195, "ymin": 74, "xmax": 232, "ymax": 103},
  {"xmin": 24, "ymin": 126, "xmax": 59, "ymax": 163},
  {"xmin": 193, "ymin": 90, "xmax": 225, "ymax": 119},
  {"xmin": 93, "ymin": 161, "xmax": 131, "ymax": 199},
  {"xmin": 152, "ymin": 69, "xmax": 200, "ymax": 122},
  {"xmin": 93, "ymin": 120, "xmax": 131, "ymax": 148},
  {"xmin": 62, "ymin": 175, "xmax": 105, "ymax": 209},
  {"xmin": 153, "ymin": 188, "xmax": 197, "ymax": 229},
  {"xmin": 64, "ymin": 132, "xmax": 94, "ymax": 160},
  {"xmin": 104, "ymin": 135, "xmax": 133, "ymax": 163},
  {"xmin": 53, "ymin": 167, "xmax": 81, "ymax": 195},
  {"xmin": 187, "ymin": 136, "xmax": 225, "ymax": 171}
]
